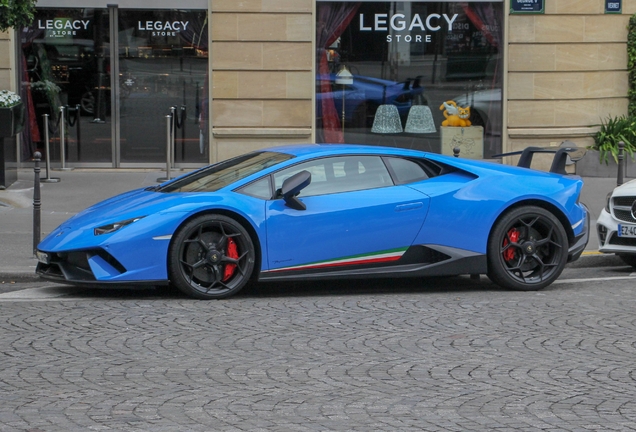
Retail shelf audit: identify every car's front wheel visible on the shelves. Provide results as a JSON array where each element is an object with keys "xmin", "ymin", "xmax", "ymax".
[
  {"xmin": 168, "ymin": 214, "xmax": 255, "ymax": 299},
  {"xmin": 487, "ymin": 206, "xmax": 568, "ymax": 291}
]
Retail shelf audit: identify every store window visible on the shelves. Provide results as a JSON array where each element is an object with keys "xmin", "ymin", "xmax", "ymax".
[
  {"xmin": 316, "ymin": 1, "xmax": 503, "ymax": 159},
  {"xmin": 20, "ymin": 9, "xmax": 111, "ymax": 162},
  {"xmin": 19, "ymin": 8, "xmax": 208, "ymax": 166}
]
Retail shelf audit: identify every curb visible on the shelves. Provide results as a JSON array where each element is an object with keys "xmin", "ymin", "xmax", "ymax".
[
  {"xmin": 566, "ymin": 252, "xmax": 623, "ymax": 269},
  {"xmin": 0, "ymin": 273, "xmax": 41, "ymax": 283}
]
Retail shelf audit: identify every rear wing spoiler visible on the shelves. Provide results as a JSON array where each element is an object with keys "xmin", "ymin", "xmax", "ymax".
[{"xmin": 493, "ymin": 143, "xmax": 586, "ymax": 175}]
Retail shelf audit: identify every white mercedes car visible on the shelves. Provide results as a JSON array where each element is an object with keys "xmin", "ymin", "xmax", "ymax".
[{"xmin": 597, "ymin": 179, "xmax": 636, "ymax": 267}]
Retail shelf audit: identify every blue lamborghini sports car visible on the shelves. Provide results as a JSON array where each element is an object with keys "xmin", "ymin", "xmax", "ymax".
[{"xmin": 36, "ymin": 144, "xmax": 589, "ymax": 299}]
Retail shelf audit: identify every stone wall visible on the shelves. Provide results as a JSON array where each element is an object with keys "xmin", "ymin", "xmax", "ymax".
[
  {"xmin": 0, "ymin": 31, "xmax": 13, "ymax": 91},
  {"xmin": 506, "ymin": 0, "xmax": 636, "ymax": 166},
  {"xmin": 209, "ymin": 0, "xmax": 314, "ymax": 162}
]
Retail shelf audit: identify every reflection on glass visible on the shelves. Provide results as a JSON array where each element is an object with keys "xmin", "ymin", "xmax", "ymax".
[
  {"xmin": 316, "ymin": 1, "xmax": 503, "ymax": 158},
  {"xmin": 20, "ymin": 9, "xmax": 112, "ymax": 163},
  {"xmin": 118, "ymin": 9, "xmax": 208, "ymax": 164}
]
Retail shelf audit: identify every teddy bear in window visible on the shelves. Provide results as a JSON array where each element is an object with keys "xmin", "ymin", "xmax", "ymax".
[{"xmin": 439, "ymin": 101, "xmax": 471, "ymax": 127}]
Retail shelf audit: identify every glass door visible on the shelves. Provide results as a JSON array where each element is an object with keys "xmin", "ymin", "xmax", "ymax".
[
  {"xmin": 117, "ymin": 9, "xmax": 208, "ymax": 165},
  {"xmin": 20, "ymin": 7, "xmax": 208, "ymax": 167},
  {"xmin": 21, "ymin": 9, "xmax": 112, "ymax": 164}
]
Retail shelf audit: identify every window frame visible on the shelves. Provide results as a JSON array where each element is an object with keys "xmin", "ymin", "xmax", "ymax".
[
  {"xmin": 382, "ymin": 156, "xmax": 444, "ymax": 185},
  {"xmin": 235, "ymin": 153, "xmax": 451, "ymax": 201},
  {"xmin": 270, "ymin": 154, "xmax": 395, "ymax": 199}
]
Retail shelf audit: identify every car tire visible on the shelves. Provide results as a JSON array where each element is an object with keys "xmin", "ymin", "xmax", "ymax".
[
  {"xmin": 618, "ymin": 254, "xmax": 636, "ymax": 268},
  {"xmin": 487, "ymin": 206, "xmax": 568, "ymax": 291},
  {"xmin": 168, "ymin": 214, "xmax": 255, "ymax": 299}
]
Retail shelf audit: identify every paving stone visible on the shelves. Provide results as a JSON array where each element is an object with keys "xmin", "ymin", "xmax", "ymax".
[{"xmin": 1, "ymin": 278, "xmax": 636, "ymax": 430}]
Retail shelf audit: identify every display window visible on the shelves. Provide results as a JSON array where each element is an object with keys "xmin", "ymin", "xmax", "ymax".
[
  {"xmin": 19, "ymin": 8, "xmax": 208, "ymax": 166},
  {"xmin": 316, "ymin": 1, "xmax": 503, "ymax": 159}
]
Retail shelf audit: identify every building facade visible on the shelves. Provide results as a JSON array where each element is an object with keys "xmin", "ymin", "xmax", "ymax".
[{"xmin": 0, "ymin": 0, "xmax": 634, "ymax": 169}]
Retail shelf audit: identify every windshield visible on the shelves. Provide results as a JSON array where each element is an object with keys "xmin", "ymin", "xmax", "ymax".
[{"xmin": 157, "ymin": 151, "xmax": 294, "ymax": 193}]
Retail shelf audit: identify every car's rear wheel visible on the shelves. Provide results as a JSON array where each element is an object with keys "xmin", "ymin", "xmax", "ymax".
[
  {"xmin": 168, "ymin": 214, "xmax": 255, "ymax": 299},
  {"xmin": 618, "ymin": 254, "xmax": 636, "ymax": 268},
  {"xmin": 487, "ymin": 206, "xmax": 568, "ymax": 291}
]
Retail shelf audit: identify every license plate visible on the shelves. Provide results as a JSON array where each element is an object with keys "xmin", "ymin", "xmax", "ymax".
[
  {"xmin": 618, "ymin": 224, "xmax": 636, "ymax": 238},
  {"xmin": 36, "ymin": 251, "xmax": 50, "ymax": 264}
]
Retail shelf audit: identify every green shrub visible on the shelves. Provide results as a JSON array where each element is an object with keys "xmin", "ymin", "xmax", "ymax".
[
  {"xmin": 593, "ymin": 116, "xmax": 636, "ymax": 164},
  {"xmin": 629, "ymin": 15, "xmax": 636, "ymax": 117},
  {"xmin": 0, "ymin": 0, "xmax": 37, "ymax": 32}
]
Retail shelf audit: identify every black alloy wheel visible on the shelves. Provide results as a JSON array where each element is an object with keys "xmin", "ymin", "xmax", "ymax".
[
  {"xmin": 487, "ymin": 206, "xmax": 568, "ymax": 291},
  {"xmin": 168, "ymin": 214, "xmax": 255, "ymax": 299}
]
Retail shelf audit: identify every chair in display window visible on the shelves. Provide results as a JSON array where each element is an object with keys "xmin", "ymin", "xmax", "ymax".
[
  {"xmin": 404, "ymin": 105, "xmax": 436, "ymax": 134},
  {"xmin": 371, "ymin": 104, "xmax": 403, "ymax": 134}
]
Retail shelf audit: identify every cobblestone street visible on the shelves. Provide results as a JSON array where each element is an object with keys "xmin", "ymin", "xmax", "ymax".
[{"xmin": 1, "ymin": 274, "xmax": 636, "ymax": 431}]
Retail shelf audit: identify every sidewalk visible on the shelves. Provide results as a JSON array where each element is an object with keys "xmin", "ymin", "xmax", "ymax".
[
  {"xmin": 0, "ymin": 168, "xmax": 169, "ymax": 280},
  {"xmin": 0, "ymin": 167, "xmax": 626, "ymax": 282}
]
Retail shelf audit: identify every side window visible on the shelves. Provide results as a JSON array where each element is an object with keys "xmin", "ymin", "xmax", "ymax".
[
  {"xmin": 273, "ymin": 156, "xmax": 392, "ymax": 197},
  {"xmin": 237, "ymin": 177, "xmax": 272, "ymax": 199},
  {"xmin": 274, "ymin": 163, "xmax": 329, "ymax": 196},
  {"xmin": 385, "ymin": 157, "xmax": 430, "ymax": 184}
]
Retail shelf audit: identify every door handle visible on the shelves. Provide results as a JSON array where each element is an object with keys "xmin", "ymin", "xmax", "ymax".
[{"xmin": 395, "ymin": 202, "xmax": 424, "ymax": 212}]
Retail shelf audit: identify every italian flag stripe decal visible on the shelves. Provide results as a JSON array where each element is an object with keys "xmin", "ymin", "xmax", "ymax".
[{"xmin": 268, "ymin": 247, "xmax": 408, "ymax": 273}]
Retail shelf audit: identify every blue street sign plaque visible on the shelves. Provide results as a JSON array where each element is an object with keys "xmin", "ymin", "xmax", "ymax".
[
  {"xmin": 605, "ymin": 0, "xmax": 622, "ymax": 14},
  {"xmin": 510, "ymin": 0, "xmax": 544, "ymax": 14}
]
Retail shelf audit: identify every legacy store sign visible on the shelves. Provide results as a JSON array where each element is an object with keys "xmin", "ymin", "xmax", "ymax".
[
  {"xmin": 38, "ymin": 18, "xmax": 90, "ymax": 37},
  {"xmin": 359, "ymin": 13, "xmax": 458, "ymax": 43},
  {"xmin": 137, "ymin": 20, "xmax": 190, "ymax": 36}
]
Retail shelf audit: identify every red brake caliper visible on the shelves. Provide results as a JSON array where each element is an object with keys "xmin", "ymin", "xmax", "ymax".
[
  {"xmin": 503, "ymin": 228, "xmax": 520, "ymax": 262},
  {"xmin": 222, "ymin": 238, "xmax": 238, "ymax": 281}
]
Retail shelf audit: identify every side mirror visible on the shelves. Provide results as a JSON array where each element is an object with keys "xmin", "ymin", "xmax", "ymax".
[{"xmin": 280, "ymin": 170, "xmax": 311, "ymax": 210}]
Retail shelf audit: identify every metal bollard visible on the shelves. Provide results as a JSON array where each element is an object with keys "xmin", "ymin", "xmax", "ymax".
[
  {"xmin": 453, "ymin": 147, "xmax": 461, "ymax": 157},
  {"xmin": 58, "ymin": 106, "xmax": 72, "ymax": 171},
  {"xmin": 75, "ymin": 104, "xmax": 82, "ymax": 161},
  {"xmin": 41, "ymin": 114, "xmax": 60, "ymax": 183},
  {"xmin": 157, "ymin": 114, "xmax": 173, "ymax": 182},
  {"xmin": 617, "ymin": 141, "xmax": 625, "ymax": 186},
  {"xmin": 170, "ymin": 106, "xmax": 176, "ymax": 167},
  {"xmin": 33, "ymin": 152, "xmax": 42, "ymax": 255}
]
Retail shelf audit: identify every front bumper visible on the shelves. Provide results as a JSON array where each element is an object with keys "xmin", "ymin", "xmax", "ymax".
[
  {"xmin": 597, "ymin": 207, "xmax": 636, "ymax": 254},
  {"xmin": 35, "ymin": 247, "xmax": 168, "ymax": 286}
]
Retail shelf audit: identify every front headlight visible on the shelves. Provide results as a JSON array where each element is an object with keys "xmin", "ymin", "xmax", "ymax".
[
  {"xmin": 94, "ymin": 216, "xmax": 145, "ymax": 236},
  {"xmin": 605, "ymin": 192, "xmax": 612, "ymax": 213}
]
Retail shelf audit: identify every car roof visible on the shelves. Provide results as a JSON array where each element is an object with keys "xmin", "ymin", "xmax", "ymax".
[{"xmin": 262, "ymin": 143, "xmax": 425, "ymax": 158}]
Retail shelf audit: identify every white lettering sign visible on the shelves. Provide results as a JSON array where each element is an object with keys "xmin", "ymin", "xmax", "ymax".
[
  {"xmin": 37, "ymin": 19, "xmax": 90, "ymax": 31},
  {"xmin": 137, "ymin": 21, "xmax": 190, "ymax": 32},
  {"xmin": 359, "ymin": 13, "xmax": 458, "ymax": 32}
]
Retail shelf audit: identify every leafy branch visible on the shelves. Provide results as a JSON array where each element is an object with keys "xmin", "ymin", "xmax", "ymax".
[
  {"xmin": 0, "ymin": 0, "xmax": 37, "ymax": 32},
  {"xmin": 629, "ymin": 14, "xmax": 636, "ymax": 116}
]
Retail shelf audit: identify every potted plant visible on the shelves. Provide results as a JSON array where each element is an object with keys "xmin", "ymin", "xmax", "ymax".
[
  {"xmin": 575, "ymin": 116, "xmax": 636, "ymax": 177},
  {"xmin": 0, "ymin": 89, "xmax": 25, "ymax": 137},
  {"xmin": 592, "ymin": 115, "xmax": 636, "ymax": 164}
]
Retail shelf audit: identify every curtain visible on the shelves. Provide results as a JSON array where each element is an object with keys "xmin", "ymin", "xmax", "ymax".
[
  {"xmin": 460, "ymin": 2, "xmax": 503, "ymax": 152},
  {"xmin": 20, "ymin": 53, "xmax": 40, "ymax": 160},
  {"xmin": 316, "ymin": 2, "xmax": 360, "ymax": 143},
  {"xmin": 460, "ymin": 2, "xmax": 502, "ymax": 84}
]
